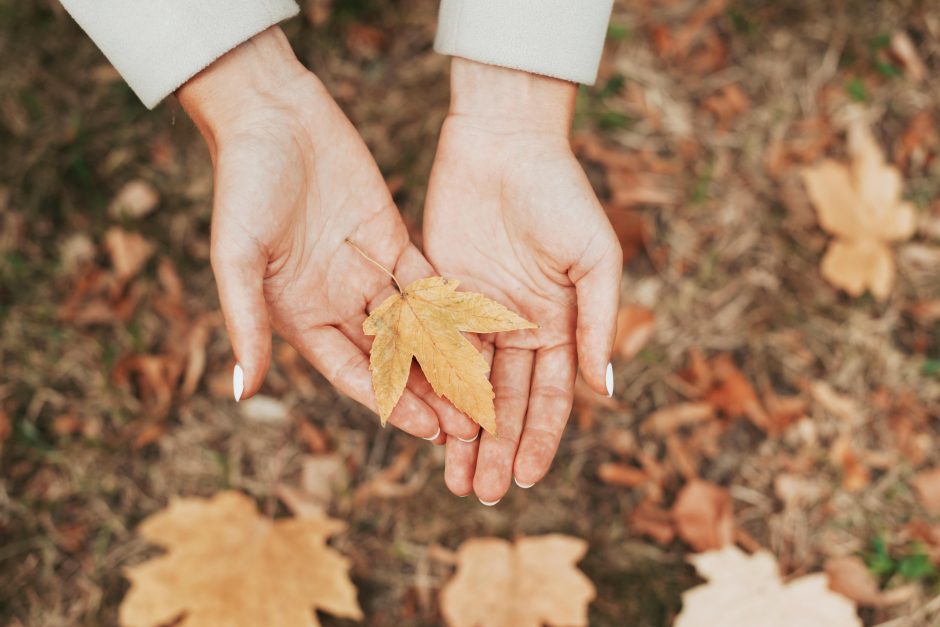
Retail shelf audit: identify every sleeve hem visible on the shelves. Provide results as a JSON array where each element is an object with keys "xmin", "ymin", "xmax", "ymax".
[{"xmin": 434, "ymin": 0, "xmax": 613, "ymax": 86}]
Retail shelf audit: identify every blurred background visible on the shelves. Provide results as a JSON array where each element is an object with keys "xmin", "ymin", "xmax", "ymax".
[{"xmin": 2, "ymin": 0, "xmax": 940, "ymax": 625}]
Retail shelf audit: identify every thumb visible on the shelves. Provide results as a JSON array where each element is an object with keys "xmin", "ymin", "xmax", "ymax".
[
  {"xmin": 211, "ymin": 237, "xmax": 272, "ymax": 402},
  {"xmin": 571, "ymin": 231, "xmax": 622, "ymax": 398}
]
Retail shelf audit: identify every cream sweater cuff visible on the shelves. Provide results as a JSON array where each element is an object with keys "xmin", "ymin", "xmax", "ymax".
[
  {"xmin": 60, "ymin": 0, "xmax": 299, "ymax": 109},
  {"xmin": 435, "ymin": 0, "xmax": 613, "ymax": 85}
]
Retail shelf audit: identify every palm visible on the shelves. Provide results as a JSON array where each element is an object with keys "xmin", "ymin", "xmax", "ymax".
[
  {"xmin": 424, "ymin": 119, "xmax": 622, "ymax": 501},
  {"xmin": 210, "ymin": 77, "xmax": 475, "ymax": 440}
]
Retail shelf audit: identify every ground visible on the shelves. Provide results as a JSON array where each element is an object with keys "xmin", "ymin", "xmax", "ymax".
[{"xmin": 1, "ymin": 0, "xmax": 940, "ymax": 625}]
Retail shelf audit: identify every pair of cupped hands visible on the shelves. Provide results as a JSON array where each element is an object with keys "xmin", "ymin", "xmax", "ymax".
[{"xmin": 178, "ymin": 27, "xmax": 622, "ymax": 505}]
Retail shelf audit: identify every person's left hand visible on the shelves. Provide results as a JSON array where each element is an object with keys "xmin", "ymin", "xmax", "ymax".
[{"xmin": 423, "ymin": 58, "xmax": 623, "ymax": 504}]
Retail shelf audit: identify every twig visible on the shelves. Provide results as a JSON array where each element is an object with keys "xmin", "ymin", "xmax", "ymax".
[{"xmin": 345, "ymin": 238, "xmax": 402, "ymax": 292}]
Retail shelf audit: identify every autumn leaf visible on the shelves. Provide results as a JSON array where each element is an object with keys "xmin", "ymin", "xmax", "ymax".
[
  {"xmin": 363, "ymin": 270, "xmax": 535, "ymax": 435},
  {"xmin": 119, "ymin": 491, "xmax": 362, "ymax": 627},
  {"xmin": 672, "ymin": 479, "xmax": 734, "ymax": 552},
  {"xmin": 675, "ymin": 546, "xmax": 861, "ymax": 627},
  {"xmin": 440, "ymin": 535, "xmax": 595, "ymax": 627},
  {"xmin": 801, "ymin": 113, "xmax": 917, "ymax": 301}
]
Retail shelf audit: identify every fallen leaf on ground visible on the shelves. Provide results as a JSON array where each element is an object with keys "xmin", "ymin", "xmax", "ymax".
[
  {"xmin": 628, "ymin": 498, "xmax": 675, "ymax": 545},
  {"xmin": 801, "ymin": 114, "xmax": 917, "ymax": 300},
  {"xmin": 440, "ymin": 535, "xmax": 595, "ymax": 627},
  {"xmin": 614, "ymin": 305, "xmax": 656, "ymax": 359},
  {"xmin": 831, "ymin": 437, "xmax": 872, "ymax": 492},
  {"xmin": 119, "ymin": 491, "xmax": 362, "ymax": 627},
  {"xmin": 911, "ymin": 467, "xmax": 940, "ymax": 515},
  {"xmin": 0, "ymin": 409, "xmax": 10, "ymax": 453},
  {"xmin": 774, "ymin": 474, "xmax": 826, "ymax": 510},
  {"xmin": 809, "ymin": 381, "xmax": 858, "ymax": 421},
  {"xmin": 363, "ymin": 273, "xmax": 535, "ymax": 435},
  {"xmin": 104, "ymin": 227, "xmax": 154, "ymax": 285},
  {"xmin": 889, "ymin": 31, "xmax": 926, "ymax": 83},
  {"xmin": 675, "ymin": 546, "xmax": 861, "ymax": 627},
  {"xmin": 672, "ymin": 479, "xmax": 734, "ymax": 552},
  {"xmin": 597, "ymin": 462, "xmax": 648, "ymax": 487},
  {"xmin": 895, "ymin": 111, "xmax": 937, "ymax": 173},
  {"xmin": 301, "ymin": 454, "xmax": 348, "ymax": 506},
  {"xmin": 605, "ymin": 207, "xmax": 649, "ymax": 264},
  {"xmin": 109, "ymin": 180, "xmax": 160, "ymax": 220},
  {"xmin": 825, "ymin": 555, "xmax": 914, "ymax": 607},
  {"xmin": 704, "ymin": 355, "xmax": 769, "ymax": 429},
  {"xmin": 238, "ymin": 395, "xmax": 290, "ymax": 423},
  {"xmin": 642, "ymin": 402, "xmax": 715, "ymax": 436}
]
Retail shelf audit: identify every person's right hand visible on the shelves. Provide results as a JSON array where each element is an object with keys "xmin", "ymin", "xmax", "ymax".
[{"xmin": 177, "ymin": 26, "xmax": 479, "ymax": 443}]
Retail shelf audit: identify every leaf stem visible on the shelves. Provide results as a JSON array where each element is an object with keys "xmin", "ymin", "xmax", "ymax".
[{"xmin": 345, "ymin": 238, "xmax": 402, "ymax": 292}]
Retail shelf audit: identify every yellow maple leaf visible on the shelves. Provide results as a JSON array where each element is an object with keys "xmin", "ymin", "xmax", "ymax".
[
  {"xmin": 440, "ymin": 535, "xmax": 596, "ymax": 627},
  {"xmin": 363, "ymin": 276, "xmax": 535, "ymax": 435},
  {"xmin": 674, "ymin": 546, "xmax": 861, "ymax": 627},
  {"xmin": 801, "ymin": 114, "xmax": 917, "ymax": 301},
  {"xmin": 119, "ymin": 491, "xmax": 362, "ymax": 627}
]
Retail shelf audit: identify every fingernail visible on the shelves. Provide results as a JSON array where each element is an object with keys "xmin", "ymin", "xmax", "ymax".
[
  {"xmin": 605, "ymin": 362, "xmax": 614, "ymax": 398},
  {"xmin": 457, "ymin": 432, "xmax": 480, "ymax": 443},
  {"xmin": 422, "ymin": 427, "xmax": 441, "ymax": 441},
  {"xmin": 514, "ymin": 477, "xmax": 535, "ymax": 489},
  {"xmin": 479, "ymin": 498, "xmax": 500, "ymax": 507},
  {"xmin": 233, "ymin": 363, "xmax": 244, "ymax": 402}
]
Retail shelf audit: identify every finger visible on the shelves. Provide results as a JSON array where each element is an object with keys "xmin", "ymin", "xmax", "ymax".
[
  {"xmin": 445, "ymin": 436, "xmax": 479, "ymax": 497},
  {"xmin": 513, "ymin": 343, "xmax": 577, "ymax": 487},
  {"xmin": 472, "ymin": 347, "xmax": 534, "ymax": 505},
  {"xmin": 570, "ymin": 230, "xmax": 622, "ymax": 397},
  {"xmin": 292, "ymin": 325, "xmax": 441, "ymax": 439},
  {"xmin": 210, "ymin": 236, "xmax": 271, "ymax": 402}
]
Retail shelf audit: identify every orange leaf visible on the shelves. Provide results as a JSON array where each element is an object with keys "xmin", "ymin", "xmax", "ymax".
[{"xmin": 672, "ymin": 479, "xmax": 734, "ymax": 552}]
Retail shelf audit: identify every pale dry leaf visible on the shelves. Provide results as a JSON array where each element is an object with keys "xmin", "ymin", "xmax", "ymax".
[
  {"xmin": 800, "ymin": 115, "xmax": 917, "ymax": 300},
  {"xmin": 675, "ymin": 546, "xmax": 861, "ymax": 627},
  {"xmin": 364, "ymin": 276, "xmax": 535, "ymax": 434},
  {"xmin": 642, "ymin": 402, "xmax": 715, "ymax": 436},
  {"xmin": 809, "ymin": 381, "xmax": 858, "ymax": 421},
  {"xmin": 672, "ymin": 479, "xmax": 734, "ymax": 552},
  {"xmin": 820, "ymin": 238, "xmax": 894, "ymax": 300},
  {"xmin": 825, "ymin": 556, "xmax": 913, "ymax": 607},
  {"xmin": 440, "ymin": 535, "xmax": 595, "ymax": 627},
  {"xmin": 104, "ymin": 227, "xmax": 154, "ymax": 284},
  {"xmin": 774, "ymin": 474, "xmax": 825, "ymax": 510},
  {"xmin": 889, "ymin": 31, "xmax": 926, "ymax": 83},
  {"xmin": 119, "ymin": 491, "xmax": 362, "ymax": 627},
  {"xmin": 109, "ymin": 180, "xmax": 160, "ymax": 220},
  {"xmin": 301, "ymin": 454, "xmax": 347, "ymax": 506},
  {"xmin": 911, "ymin": 467, "xmax": 940, "ymax": 515},
  {"xmin": 238, "ymin": 395, "xmax": 289, "ymax": 423}
]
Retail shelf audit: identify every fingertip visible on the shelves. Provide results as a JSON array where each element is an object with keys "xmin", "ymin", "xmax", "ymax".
[
  {"xmin": 445, "ymin": 438, "xmax": 477, "ymax": 497},
  {"xmin": 473, "ymin": 470, "xmax": 510, "ymax": 505}
]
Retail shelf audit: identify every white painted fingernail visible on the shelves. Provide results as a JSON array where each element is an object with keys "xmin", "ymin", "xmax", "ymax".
[
  {"xmin": 422, "ymin": 427, "xmax": 441, "ymax": 441},
  {"xmin": 514, "ymin": 477, "xmax": 535, "ymax": 489},
  {"xmin": 605, "ymin": 362, "xmax": 614, "ymax": 398},
  {"xmin": 233, "ymin": 363, "xmax": 244, "ymax": 402},
  {"xmin": 457, "ymin": 432, "xmax": 480, "ymax": 443},
  {"xmin": 479, "ymin": 498, "xmax": 501, "ymax": 507}
]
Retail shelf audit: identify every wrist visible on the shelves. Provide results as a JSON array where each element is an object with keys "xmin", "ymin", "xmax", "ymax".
[
  {"xmin": 448, "ymin": 57, "xmax": 576, "ymax": 136},
  {"xmin": 177, "ymin": 27, "xmax": 309, "ymax": 147}
]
